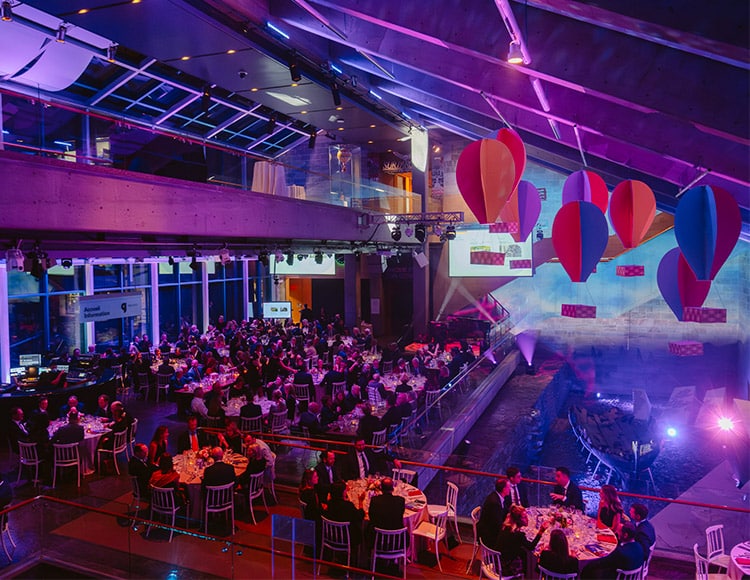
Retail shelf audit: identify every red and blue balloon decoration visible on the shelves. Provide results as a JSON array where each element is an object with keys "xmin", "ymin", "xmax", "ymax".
[
  {"xmin": 657, "ymin": 247, "xmax": 711, "ymax": 321},
  {"xmin": 552, "ymin": 201, "xmax": 609, "ymax": 282}
]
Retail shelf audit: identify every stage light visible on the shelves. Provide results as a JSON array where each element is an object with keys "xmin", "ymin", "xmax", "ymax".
[
  {"xmin": 286, "ymin": 251, "xmax": 294, "ymax": 266},
  {"xmin": 288, "ymin": 53, "xmax": 301, "ymax": 83},
  {"xmin": 1, "ymin": 1, "xmax": 13, "ymax": 22},
  {"xmin": 168, "ymin": 256, "xmax": 175, "ymax": 266},
  {"xmin": 331, "ymin": 82, "xmax": 341, "ymax": 107},
  {"xmin": 666, "ymin": 427, "xmax": 677, "ymax": 437},
  {"xmin": 718, "ymin": 417, "xmax": 735, "ymax": 431},
  {"xmin": 315, "ymin": 251, "xmax": 323, "ymax": 264},
  {"xmin": 201, "ymin": 85, "xmax": 212, "ymax": 114},
  {"xmin": 258, "ymin": 252, "xmax": 269, "ymax": 267},
  {"xmin": 106, "ymin": 43, "xmax": 118, "ymax": 62},
  {"xmin": 56, "ymin": 25, "xmax": 67, "ymax": 43},
  {"xmin": 274, "ymin": 250, "xmax": 284, "ymax": 263},
  {"xmin": 414, "ymin": 224, "xmax": 426, "ymax": 243},
  {"xmin": 445, "ymin": 224, "xmax": 456, "ymax": 240},
  {"xmin": 391, "ymin": 225, "xmax": 402, "ymax": 241},
  {"xmin": 405, "ymin": 225, "xmax": 414, "ymax": 237},
  {"xmin": 218, "ymin": 245, "xmax": 231, "ymax": 266},
  {"xmin": 5, "ymin": 248, "xmax": 24, "ymax": 271},
  {"xmin": 507, "ymin": 40, "xmax": 523, "ymax": 64},
  {"xmin": 187, "ymin": 246, "xmax": 200, "ymax": 271},
  {"xmin": 308, "ymin": 132, "xmax": 316, "ymax": 149},
  {"xmin": 266, "ymin": 114, "xmax": 277, "ymax": 134}
]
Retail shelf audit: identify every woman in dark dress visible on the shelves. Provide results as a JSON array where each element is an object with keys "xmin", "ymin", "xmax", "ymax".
[
  {"xmin": 149, "ymin": 454, "xmax": 190, "ymax": 507},
  {"xmin": 596, "ymin": 484, "xmax": 624, "ymax": 534},
  {"xmin": 299, "ymin": 468, "xmax": 321, "ymax": 520},
  {"xmin": 539, "ymin": 529, "xmax": 579, "ymax": 574},
  {"xmin": 495, "ymin": 505, "xmax": 549, "ymax": 575},
  {"xmin": 148, "ymin": 425, "xmax": 170, "ymax": 467}
]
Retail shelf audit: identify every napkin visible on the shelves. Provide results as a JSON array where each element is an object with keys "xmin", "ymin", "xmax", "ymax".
[
  {"xmin": 408, "ymin": 489, "xmax": 422, "ymax": 497},
  {"xmin": 597, "ymin": 534, "xmax": 618, "ymax": 544},
  {"xmin": 736, "ymin": 557, "xmax": 750, "ymax": 566}
]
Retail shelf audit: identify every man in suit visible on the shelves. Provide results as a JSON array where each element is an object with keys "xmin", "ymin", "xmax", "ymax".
[
  {"xmin": 28, "ymin": 398, "xmax": 51, "ymax": 432},
  {"xmin": 292, "ymin": 362, "xmax": 315, "ymax": 402},
  {"xmin": 505, "ymin": 466, "xmax": 530, "ymax": 508},
  {"xmin": 314, "ymin": 449, "xmax": 341, "ymax": 504},
  {"xmin": 324, "ymin": 481, "xmax": 365, "ymax": 549},
  {"xmin": 367, "ymin": 477, "xmax": 405, "ymax": 547},
  {"xmin": 550, "ymin": 466, "xmax": 584, "ymax": 512},
  {"xmin": 8, "ymin": 407, "xmax": 29, "ymax": 454},
  {"xmin": 299, "ymin": 401, "xmax": 325, "ymax": 437},
  {"xmin": 201, "ymin": 447, "xmax": 236, "ymax": 489},
  {"xmin": 177, "ymin": 416, "xmax": 210, "ymax": 453},
  {"xmin": 128, "ymin": 442, "xmax": 157, "ymax": 498},
  {"xmin": 239, "ymin": 398, "xmax": 262, "ymax": 419},
  {"xmin": 581, "ymin": 523, "xmax": 645, "ymax": 579},
  {"xmin": 58, "ymin": 395, "xmax": 85, "ymax": 418},
  {"xmin": 356, "ymin": 405, "xmax": 381, "ymax": 444},
  {"xmin": 342, "ymin": 438, "xmax": 381, "ymax": 481},
  {"xmin": 380, "ymin": 393, "xmax": 402, "ymax": 430},
  {"xmin": 343, "ymin": 384, "xmax": 364, "ymax": 413},
  {"xmin": 51, "ymin": 409, "xmax": 85, "ymax": 444},
  {"xmin": 629, "ymin": 503, "xmax": 656, "ymax": 555},
  {"xmin": 477, "ymin": 478, "xmax": 511, "ymax": 546}
]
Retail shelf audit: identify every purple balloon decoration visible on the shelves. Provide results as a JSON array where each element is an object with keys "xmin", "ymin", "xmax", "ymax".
[
  {"xmin": 674, "ymin": 185, "xmax": 741, "ymax": 280},
  {"xmin": 516, "ymin": 181, "xmax": 542, "ymax": 242}
]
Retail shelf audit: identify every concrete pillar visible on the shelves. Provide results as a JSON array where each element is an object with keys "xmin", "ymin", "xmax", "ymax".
[
  {"xmin": 344, "ymin": 254, "xmax": 359, "ymax": 329},
  {"xmin": 411, "ymin": 128, "xmax": 430, "ymax": 337}
]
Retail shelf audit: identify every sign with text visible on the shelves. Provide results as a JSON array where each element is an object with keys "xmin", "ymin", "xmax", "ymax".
[{"xmin": 78, "ymin": 292, "xmax": 143, "ymax": 323}]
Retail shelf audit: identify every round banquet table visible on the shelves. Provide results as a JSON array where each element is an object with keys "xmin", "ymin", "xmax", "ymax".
[
  {"xmin": 48, "ymin": 416, "xmax": 111, "ymax": 475},
  {"xmin": 346, "ymin": 477, "xmax": 428, "ymax": 559},
  {"xmin": 728, "ymin": 540, "xmax": 750, "ymax": 580},
  {"xmin": 172, "ymin": 450, "xmax": 248, "ymax": 520},
  {"xmin": 525, "ymin": 507, "xmax": 618, "ymax": 570},
  {"xmin": 223, "ymin": 396, "xmax": 274, "ymax": 418}
]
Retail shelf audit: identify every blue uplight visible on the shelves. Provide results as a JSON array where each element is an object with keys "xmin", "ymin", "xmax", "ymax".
[{"xmin": 266, "ymin": 22, "xmax": 289, "ymax": 40}]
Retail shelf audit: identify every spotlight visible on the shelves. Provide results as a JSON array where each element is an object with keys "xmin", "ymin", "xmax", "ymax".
[
  {"xmin": 331, "ymin": 82, "xmax": 341, "ymax": 107},
  {"xmin": 414, "ymin": 224, "xmax": 426, "ymax": 243},
  {"xmin": 1, "ymin": 1, "xmax": 12, "ymax": 22},
  {"xmin": 445, "ymin": 224, "xmax": 456, "ymax": 240},
  {"xmin": 308, "ymin": 132, "xmax": 316, "ymax": 149},
  {"xmin": 61, "ymin": 258, "xmax": 73, "ymax": 269},
  {"xmin": 405, "ymin": 224, "xmax": 414, "ymax": 237},
  {"xmin": 391, "ymin": 225, "xmax": 402, "ymax": 241},
  {"xmin": 258, "ymin": 252, "xmax": 269, "ymax": 267},
  {"xmin": 507, "ymin": 40, "xmax": 524, "ymax": 64},
  {"xmin": 168, "ymin": 256, "xmax": 175, "ymax": 266},
  {"xmin": 274, "ymin": 250, "xmax": 284, "ymax": 263},
  {"xmin": 666, "ymin": 427, "xmax": 677, "ymax": 438},
  {"xmin": 718, "ymin": 417, "xmax": 735, "ymax": 432},
  {"xmin": 5, "ymin": 248, "xmax": 24, "ymax": 271},
  {"xmin": 266, "ymin": 114, "xmax": 277, "ymax": 134},
  {"xmin": 286, "ymin": 251, "xmax": 294, "ymax": 266},
  {"xmin": 189, "ymin": 255, "xmax": 199, "ymax": 271},
  {"xmin": 106, "ymin": 43, "xmax": 118, "ymax": 62},
  {"xmin": 218, "ymin": 245, "xmax": 231, "ymax": 266},
  {"xmin": 201, "ymin": 85, "xmax": 212, "ymax": 114},
  {"xmin": 288, "ymin": 53, "xmax": 301, "ymax": 83},
  {"xmin": 314, "ymin": 251, "xmax": 323, "ymax": 264},
  {"xmin": 56, "ymin": 24, "xmax": 67, "ymax": 43}
]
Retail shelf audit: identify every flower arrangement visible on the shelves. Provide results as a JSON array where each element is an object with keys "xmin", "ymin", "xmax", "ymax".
[
  {"xmin": 365, "ymin": 476, "xmax": 381, "ymax": 492},
  {"xmin": 197, "ymin": 447, "xmax": 210, "ymax": 460}
]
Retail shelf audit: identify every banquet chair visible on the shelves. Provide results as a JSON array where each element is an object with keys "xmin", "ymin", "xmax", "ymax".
[
  {"xmin": 52, "ymin": 442, "xmax": 81, "ymax": 488},
  {"xmin": 425, "ymin": 390, "xmax": 444, "ymax": 423},
  {"xmin": 331, "ymin": 381, "xmax": 347, "ymax": 398},
  {"xmin": 615, "ymin": 566, "xmax": 643, "ymax": 580},
  {"xmin": 539, "ymin": 565, "xmax": 578, "ymax": 579},
  {"xmin": 372, "ymin": 527, "xmax": 408, "ymax": 580},
  {"xmin": 17, "ymin": 441, "xmax": 41, "ymax": 486},
  {"xmin": 693, "ymin": 543, "xmax": 728, "ymax": 580},
  {"xmin": 298, "ymin": 499, "xmax": 307, "ymax": 519},
  {"xmin": 392, "ymin": 468, "xmax": 417, "ymax": 486},
  {"xmin": 127, "ymin": 417, "xmax": 139, "ymax": 459},
  {"xmin": 96, "ymin": 430, "xmax": 129, "ymax": 475},
  {"xmin": 398, "ymin": 415, "xmax": 414, "ymax": 447},
  {"xmin": 381, "ymin": 361, "xmax": 394, "ymax": 375},
  {"xmin": 705, "ymin": 524, "xmax": 731, "ymax": 571},
  {"xmin": 205, "ymin": 415, "xmax": 224, "ymax": 429},
  {"xmin": 156, "ymin": 371, "xmax": 172, "ymax": 403},
  {"xmin": 115, "ymin": 363, "xmax": 132, "ymax": 401},
  {"xmin": 427, "ymin": 481, "xmax": 461, "ymax": 543},
  {"xmin": 466, "ymin": 506, "xmax": 481, "ymax": 573},
  {"xmin": 204, "ymin": 482, "xmax": 235, "ymax": 535},
  {"xmin": 265, "ymin": 457, "xmax": 278, "ymax": 503},
  {"xmin": 412, "ymin": 509, "xmax": 448, "ymax": 572},
  {"xmin": 367, "ymin": 386, "xmax": 384, "ymax": 409},
  {"xmin": 293, "ymin": 384, "xmax": 311, "ymax": 405},
  {"xmin": 270, "ymin": 410, "xmax": 290, "ymax": 436},
  {"xmin": 147, "ymin": 486, "xmax": 186, "ymax": 542},
  {"xmin": 370, "ymin": 429, "xmax": 387, "ymax": 451},
  {"xmin": 317, "ymin": 516, "xmax": 351, "ymax": 574},
  {"xmin": 244, "ymin": 471, "xmax": 268, "ymax": 525},
  {"xmin": 137, "ymin": 372, "xmax": 152, "ymax": 401},
  {"xmin": 129, "ymin": 475, "xmax": 144, "ymax": 521},
  {"xmin": 479, "ymin": 539, "xmax": 523, "ymax": 580},
  {"xmin": 1, "ymin": 504, "xmax": 15, "ymax": 562},
  {"xmin": 240, "ymin": 415, "xmax": 263, "ymax": 434},
  {"xmin": 641, "ymin": 542, "xmax": 655, "ymax": 578}
]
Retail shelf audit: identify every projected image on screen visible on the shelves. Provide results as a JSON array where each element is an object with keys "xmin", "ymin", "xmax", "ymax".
[
  {"xmin": 263, "ymin": 301, "xmax": 292, "ymax": 319},
  {"xmin": 449, "ymin": 226, "xmax": 533, "ymax": 277}
]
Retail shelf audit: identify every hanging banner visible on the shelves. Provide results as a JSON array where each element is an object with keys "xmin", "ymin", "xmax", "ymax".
[{"xmin": 78, "ymin": 292, "xmax": 143, "ymax": 323}]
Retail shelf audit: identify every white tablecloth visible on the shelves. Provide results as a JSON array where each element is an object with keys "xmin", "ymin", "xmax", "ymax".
[
  {"xmin": 173, "ymin": 451, "xmax": 248, "ymax": 520},
  {"xmin": 728, "ymin": 541, "xmax": 750, "ymax": 580},
  {"xmin": 48, "ymin": 417, "xmax": 111, "ymax": 475},
  {"xmin": 251, "ymin": 161, "xmax": 287, "ymax": 196},
  {"xmin": 525, "ymin": 507, "xmax": 618, "ymax": 562}
]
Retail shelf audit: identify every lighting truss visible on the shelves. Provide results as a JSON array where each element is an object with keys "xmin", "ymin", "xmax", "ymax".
[{"xmin": 365, "ymin": 212, "xmax": 464, "ymax": 227}]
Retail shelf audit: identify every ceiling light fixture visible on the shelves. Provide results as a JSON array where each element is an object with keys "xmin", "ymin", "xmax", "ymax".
[
  {"xmin": 286, "ymin": 251, "xmax": 294, "ymax": 266},
  {"xmin": 56, "ymin": 24, "xmax": 67, "ymax": 43},
  {"xmin": 315, "ymin": 251, "xmax": 323, "ymax": 264},
  {"xmin": 266, "ymin": 113, "xmax": 277, "ymax": 134},
  {"xmin": 168, "ymin": 256, "xmax": 175, "ymax": 266},
  {"xmin": 1, "ymin": 1, "xmax": 13, "ymax": 21},
  {"xmin": 218, "ymin": 244, "xmax": 231, "ymax": 266},
  {"xmin": 308, "ymin": 131, "xmax": 316, "ymax": 149},
  {"xmin": 507, "ymin": 40, "xmax": 523, "ymax": 64},
  {"xmin": 288, "ymin": 52, "xmax": 302, "ymax": 83},
  {"xmin": 201, "ymin": 85, "xmax": 212, "ymax": 114},
  {"xmin": 391, "ymin": 225, "xmax": 402, "ymax": 241},
  {"xmin": 331, "ymin": 82, "xmax": 341, "ymax": 107},
  {"xmin": 445, "ymin": 225, "xmax": 457, "ymax": 240},
  {"xmin": 106, "ymin": 43, "xmax": 118, "ymax": 62},
  {"xmin": 414, "ymin": 224, "xmax": 426, "ymax": 243}
]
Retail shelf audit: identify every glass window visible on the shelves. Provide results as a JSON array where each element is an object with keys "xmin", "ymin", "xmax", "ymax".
[
  {"xmin": 47, "ymin": 265, "xmax": 85, "ymax": 293},
  {"xmin": 94, "ymin": 264, "xmax": 122, "ymax": 289},
  {"xmin": 8, "ymin": 296, "xmax": 45, "ymax": 367},
  {"xmin": 7, "ymin": 271, "xmax": 41, "ymax": 296}
]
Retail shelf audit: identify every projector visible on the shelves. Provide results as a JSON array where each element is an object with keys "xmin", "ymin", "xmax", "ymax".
[{"xmin": 6, "ymin": 249, "xmax": 25, "ymax": 271}]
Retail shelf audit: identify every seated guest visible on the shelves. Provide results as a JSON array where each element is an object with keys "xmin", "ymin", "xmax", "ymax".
[
  {"xmin": 366, "ymin": 477, "xmax": 405, "ymax": 547},
  {"xmin": 269, "ymin": 389, "xmax": 287, "ymax": 415},
  {"xmin": 59, "ymin": 395, "xmax": 85, "ymax": 418},
  {"xmin": 27, "ymin": 410, "xmax": 51, "ymax": 460},
  {"xmin": 550, "ymin": 466, "xmax": 585, "ymax": 512},
  {"xmin": 299, "ymin": 468, "xmax": 322, "ymax": 521},
  {"xmin": 299, "ymin": 401, "xmax": 324, "ymax": 437},
  {"xmin": 342, "ymin": 437, "xmax": 381, "ymax": 480},
  {"xmin": 324, "ymin": 481, "xmax": 365, "ymax": 550},
  {"xmin": 505, "ymin": 466, "xmax": 530, "ymax": 508},
  {"xmin": 343, "ymin": 384, "xmax": 363, "ymax": 412},
  {"xmin": 380, "ymin": 393, "xmax": 402, "ymax": 430},
  {"xmin": 629, "ymin": 503, "xmax": 656, "ymax": 556},
  {"xmin": 94, "ymin": 394, "xmax": 112, "ymax": 419},
  {"xmin": 367, "ymin": 373, "xmax": 388, "ymax": 401},
  {"xmin": 597, "ymin": 484, "xmax": 624, "ymax": 534},
  {"xmin": 539, "ymin": 529, "xmax": 579, "ymax": 574},
  {"xmin": 177, "ymin": 416, "xmax": 209, "ymax": 453},
  {"xmin": 156, "ymin": 357, "xmax": 174, "ymax": 377},
  {"xmin": 237, "ymin": 443, "xmax": 267, "ymax": 490},
  {"xmin": 190, "ymin": 387, "xmax": 209, "ymax": 419},
  {"xmin": 495, "ymin": 505, "xmax": 549, "ymax": 575},
  {"xmin": 186, "ymin": 359, "xmax": 202, "ymax": 382},
  {"xmin": 239, "ymin": 397, "xmax": 262, "ymax": 419},
  {"xmin": 99, "ymin": 401, "xmax": 133, "ymax": 450},
  {"xmin": 148, "ymin": 425, "xmax": 170, "ymax": 467},
  {"xmin": 8, "ymin": 407, "xmax": 29, "ymax": 454},
  {"xmin": 201, "ymin": 447, "xmax": 236, "ymax": 489},
  {"xmin": 477, "ymin": 478, "xmax": 511, "ymax": 547},
  {"xmin": 149, "ymin": 454, "xmax": 189, "ymax": 507},
  {"xmin": 204, "ymin": 383, "xmax": 226, "ymax": 420},
  {"xmin": 293, "ymin": 361, "xmax": 315, "ymax": 402},
  {"xmin": 319, "ymin": 395, "xmax": 338, "ymax": 429},
  {"xmin": 314, "ymin": 450, "xmax": 341, "ymax": 505},
  {"xmin": 217, "ymin": 419, "xmax": 243, "ymax": 454},
  {"xmin": 395, "ymin": 373, "xmax": 413, "ymax": 393},
  {"xmin": 129, "ymin": 442, "xmax": 157, "ymax": 498},
  {"xmin": 356, "ymin": 405, "xmax": 381, "ymax": 444},
  {"xmin": 52, "ymin": 410, "xmax": 85, "ymax": 444},
  {"xmin": 581, "ymin": 523, "xmax": 645, "ymax": 579},
  {"xmin": 28, "ymin": 398, "xmax": 51, "ymax": 431}
]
